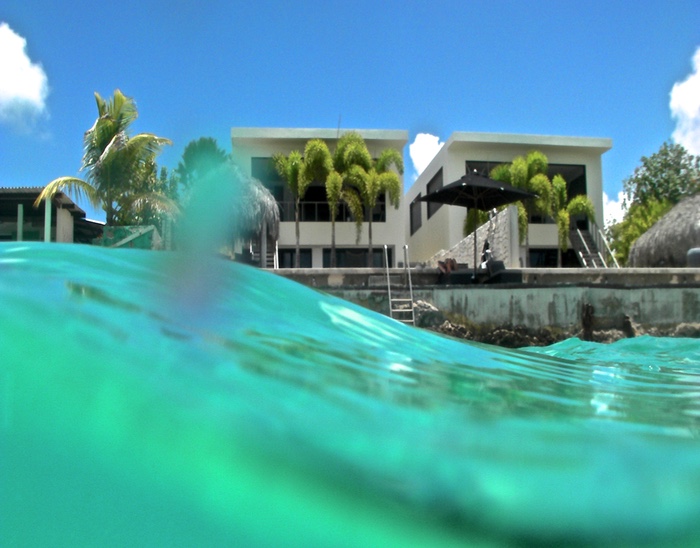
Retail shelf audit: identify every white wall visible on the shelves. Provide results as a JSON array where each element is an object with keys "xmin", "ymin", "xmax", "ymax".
[{"xmin": 56, "ymin": 207, "xmax": 74, "ymax": 243}]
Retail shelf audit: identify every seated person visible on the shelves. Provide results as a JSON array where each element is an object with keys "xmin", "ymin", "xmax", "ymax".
[{"xmin": 437, "ymin": 257, "xmax": 457, "ymax": 281}]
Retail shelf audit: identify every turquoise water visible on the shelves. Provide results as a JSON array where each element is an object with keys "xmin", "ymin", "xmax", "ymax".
[{"xmin": 3, "ymin": 242, "xmax": 700, "ymax": 546}]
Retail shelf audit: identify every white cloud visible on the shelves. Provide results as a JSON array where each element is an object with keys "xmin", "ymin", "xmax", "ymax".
[
  {"xmin": 408, "ymin": 133, "xmax": 444, "ymax": 180},
  {"xmin": 670, "ymin": 46, "xmax": 700, "ymax": 155},
  {"xmin": 0, "ymin": 22, "xmax": 49, "ymax": 127},
  {"xmin": 603, "ymin": 190, "xmax": 626, "ymax": 227}
]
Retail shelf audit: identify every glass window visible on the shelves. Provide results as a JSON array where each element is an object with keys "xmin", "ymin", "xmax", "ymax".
[
  {"xmin": 426, "ymin": 169, "xmax": 443, "ymax": 219},
  {"xmin": 410, "ymin": 194, "xmax": 422, "ymax": 235},
  {"xmin": 278, "ymin": 248, "xmax": 312, "ymax": 268},
  {"xmin": 322, "ymin": 248, "xmax": 391, "ymax": 268}
]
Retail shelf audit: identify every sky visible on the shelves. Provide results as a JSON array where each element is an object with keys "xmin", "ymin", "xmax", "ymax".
[{"xmin": 1, "ymin": 0, "xmax": 699, "ymax": 225}]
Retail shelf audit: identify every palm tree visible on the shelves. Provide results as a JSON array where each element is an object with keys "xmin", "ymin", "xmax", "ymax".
[
  {"xmin": 230, "ymin": 164, "xmax": 280, "ymax": 242},
  {"xmin": 332, "ymin": 132, "xmax": 370, "ymax": 259},
  {"xmin": 493, "ymin": 151, "xmax": 552, "ymax": 266},
  {"xmin": 339, "ymin": 135, "xmax": 403, "ymax": 267},
  {"xmin": 551, "ymin": 174, "xmax": 596, "ymax": 267},
  {"xmin": 325, "ymin": 170, "xmax": 343, "ymax": 267},
  {"xmin": 35, "ymin": 89, "xmax": 174, "ymax": 226},
  {"xmin": 272, "ymin": 150, "xmax": 306, "ymax": 267}
]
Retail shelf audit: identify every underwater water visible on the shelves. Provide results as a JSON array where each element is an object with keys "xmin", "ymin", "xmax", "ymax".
[{"xmin": 2, "ymin": 242, "xmax": 700, "ymax": 547}]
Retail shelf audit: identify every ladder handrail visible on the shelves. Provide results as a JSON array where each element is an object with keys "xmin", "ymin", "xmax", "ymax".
[
  {"xmin": 385, "ymin": 244, "xmax": 415, "ymax": 325},
  {"xmin": 404, "ymin": 244, "xmax": 415, "ymax": 322},
  {"xmin": 576, "ymin": 228, "xmax": 592, "ymax": 255},
  {"xmin": 384, "ymin": 245, "xmax": 393, "ymax": 317},
  {"xmin": 597, "ymin": 251, "xmax": 608, "ymax": 268},
  {"xmin": 597, "ymin": 227, "xmax": 620, "ymax": 268}
]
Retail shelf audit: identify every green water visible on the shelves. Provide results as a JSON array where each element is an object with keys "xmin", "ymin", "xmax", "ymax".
[{"xmin": 2, "ymin": 243, "xmax": 700, "ymax": 546}]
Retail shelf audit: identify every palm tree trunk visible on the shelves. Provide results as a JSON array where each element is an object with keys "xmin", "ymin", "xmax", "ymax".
[
  {"xmin": 525, "ymin": 201, "xmax": 531, "ymax": 267},
  {"xmin": 294, "ymin": 197, "xmax": 300, "ymax": 268},
  {"xmin": 367, "ymin": 218, "xmax": 373, "ymax": 268},
  {"xmin": 331, "ymin": 216, "xmax": 337, "ymax": 268}
]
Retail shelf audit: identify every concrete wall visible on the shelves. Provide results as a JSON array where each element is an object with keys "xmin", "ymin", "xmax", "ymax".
[
  {"xmin": 274, "ymin": 267, "xmax": 700, "ymax": 332},
  {"xmin": 323, "ymin": 284, "xmax": 700, "ymax": 332}
]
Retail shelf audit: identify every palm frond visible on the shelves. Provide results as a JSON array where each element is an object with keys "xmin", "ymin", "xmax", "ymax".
[
  {"xmin": 551, "ymin": 174, "xmax": 567, "ymax": 213},
  {"xmin": 557, "ymin": 209, "xmax": 570, "ymax": 251},
  {"xmin": 303, "ymin": 139, "xmax": 333, "ymax": 183},
  {"xmin": 342, "ymin": 187, "xmax": 364, "ymax": 243},
  {"xmin": 375, "ymin": 148, "xmax": 404, "ymax": 174},
  {"xmin": 529, "ymin": 173, "xmax": 552, "ymax": 216},
  {"xmin": 334, "ymin": 132, "xmax": 372, "ymax": 173},
  {"xmin": 34, "ymin": 177, "xmax": 100, "ymax": 209},
  {"xmin": 377, "ymin": 171, "xmax": 401, "ymax": 208},
  {"xmin": 509, "ymin": 156, "xmax": 528, "ymax": 188},
  {"xmin": 567, "ymin": 194, "xmax": 596, "ymax": 223},
  {"xmin": 517, "ymin": 202, "xmax": 528, "ymax": 244},
  {"xmin": 527, "ymin": 150, "xmax": 548, "ymax": 178},
  {"xmin": 489, "ymin": 164, "xmax": 511, "ymax": 183},
  {"xmin": 326, "ymin": 170, "xmax": 343, "ymax": 209}
]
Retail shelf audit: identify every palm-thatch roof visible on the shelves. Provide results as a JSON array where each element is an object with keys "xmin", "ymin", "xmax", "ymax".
[
  {"xmin": 628, "ymin": 194, "xmax": 700, "ymax": 267},
  {"xmin": 228, "ymin": 164, "xmax": 279, "ymax": 240}
]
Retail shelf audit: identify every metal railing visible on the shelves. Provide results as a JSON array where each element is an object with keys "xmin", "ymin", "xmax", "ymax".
[
  {"xmin": 384, "ymin": 244, "xmax": 415, "ymax": 325},
  {"xmin": 589, "ymin": 221, "xmax": 620, "ymax": 268},
  {"xmin": 277, "ymin": 201, "xmax": 387, "ymax": 223},
  {"xmin": 573, "ymin": 222, "xmax": 620, "ymax": 269}
]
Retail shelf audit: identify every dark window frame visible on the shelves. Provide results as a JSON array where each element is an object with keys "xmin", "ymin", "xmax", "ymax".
[
  {"xmin": 426, "ymin": 169, "xmax": 443, "ymax": 219},
  {"xmin": 410, "ymin": 194, "xmax": 422, "ymax": 235}
]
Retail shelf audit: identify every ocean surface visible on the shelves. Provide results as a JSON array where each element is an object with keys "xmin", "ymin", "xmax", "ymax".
[{"xmin": 3, "ymin": 242, "xmax": 700, "ymax": 546}]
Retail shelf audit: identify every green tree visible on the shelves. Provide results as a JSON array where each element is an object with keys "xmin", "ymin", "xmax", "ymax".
[
  {"xmin": 551, "ymin": 174, "xmax": 596, "ymax": 267},
  {"xmin": 334, "ymin": 132, "xmax": 402, "ymax": 267},
  {"xmin": 174, "ymin": 137, "xmax": 278, "ymax": 255},
  {"xmin": 623, "ymin": 141, "xmax": 700, "ymax": 207},
  {"xmin": 607, "ymin": 198, "xmax": 673, "ymax": 265},
  {"xmin": 114, "ymin": 161, "xmax": 177, "ymax": 228},
  {"xmin": 176, "ymin": 137, "xmax": 230, "ymax": 194},
  {"xmin": 272, "ymin": 150, "xmax": 307, "ymax": 267},
  {"xmin": 607, "ymin": 142, "xmax": 700, "ymax": 265},
  {"xmin": 35, "ymin": 89, "xmax": 174, "ymax": 226}
]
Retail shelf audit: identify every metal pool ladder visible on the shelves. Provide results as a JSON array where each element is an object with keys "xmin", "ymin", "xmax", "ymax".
[{"xmin": 384, "ymin": 244, "xmax": 415, "ymax": 325}]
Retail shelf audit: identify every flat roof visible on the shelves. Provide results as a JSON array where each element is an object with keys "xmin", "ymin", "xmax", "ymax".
[
  {"xmin": 447, "ymin": 131, "xmax": 612, "ymax": 153},
  {"xmin": 0, "ymin": 186, "xmax": 87, "ymax": 217},
  {"xmin": 231, "ymin": 127, "xmax": 409, "ymax": 143}
]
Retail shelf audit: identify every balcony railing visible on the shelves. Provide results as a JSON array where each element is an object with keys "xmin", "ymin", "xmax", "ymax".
[{"xmin": 277, "ymin": 201, "xmax": 386, "ymax": 223}]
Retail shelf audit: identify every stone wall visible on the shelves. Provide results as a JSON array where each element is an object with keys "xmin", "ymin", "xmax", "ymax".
[{"xmin": 426, "ymin": 206, "xmax": 518, "ymax": 268}]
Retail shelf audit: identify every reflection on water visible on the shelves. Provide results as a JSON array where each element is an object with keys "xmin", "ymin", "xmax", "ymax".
[{"xmin": 3, "ymin": 243, "xmax": 700, "ymax": 546}]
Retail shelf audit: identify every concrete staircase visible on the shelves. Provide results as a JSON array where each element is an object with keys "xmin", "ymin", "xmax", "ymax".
[{"xmin": 570, "ymin": 229, "xmax": 606, "ymax": 268}]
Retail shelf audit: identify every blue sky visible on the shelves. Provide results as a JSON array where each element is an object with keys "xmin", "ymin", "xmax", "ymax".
[{"xmin": 1, "ymin": 0, "xmax": 699, "ymax": 224}]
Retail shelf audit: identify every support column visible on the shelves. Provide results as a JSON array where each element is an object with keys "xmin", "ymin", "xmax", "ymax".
[
  {"xmin": 44, "ymin": 199, "xmax": 52, "ymax": 242},
  {"xmin": 17, "ymin": 204, "xmax": 23, "ymax": 241}
]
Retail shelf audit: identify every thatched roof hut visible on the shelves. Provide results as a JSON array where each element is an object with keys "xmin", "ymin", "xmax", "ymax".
[{"xmin": 628, "ymin": 194, "xmax": 700, "ymax": 267}]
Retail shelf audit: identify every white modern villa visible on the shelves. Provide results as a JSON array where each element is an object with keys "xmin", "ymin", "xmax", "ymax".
[
  {"xmin": 231, "ymin": 127, "xmax": 612, "ymax": 269},
  {"xmin": 231, "ymin": 127, "xmax": 409, "ymax": 268},
  {"xmin": 406, "ymin": 132, "xmax": 613, "ymax": 268}
]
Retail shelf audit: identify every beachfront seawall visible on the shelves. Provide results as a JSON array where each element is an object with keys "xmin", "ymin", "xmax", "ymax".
[{"xmin": 272, "ymin": 267, "xmax": 700, "ymax": 335}]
